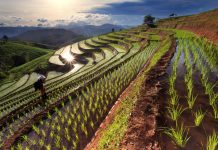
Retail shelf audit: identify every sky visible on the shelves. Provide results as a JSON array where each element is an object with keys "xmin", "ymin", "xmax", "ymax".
[{"xmin": 0, "ymin": 0, "xmax": 218, "ymax": 27}]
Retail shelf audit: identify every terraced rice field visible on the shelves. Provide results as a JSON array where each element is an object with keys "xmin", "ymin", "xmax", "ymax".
[
  {"xmin": 0, "ymin": 25, "xmax": 158, "ymax": 149},
  {"xmin": 0, "ymin": 25, "xmax": 217, "ymax": 150},
  {"xmin": 158, "ymin": 31, "xmax": 218, "ymax": 149}
]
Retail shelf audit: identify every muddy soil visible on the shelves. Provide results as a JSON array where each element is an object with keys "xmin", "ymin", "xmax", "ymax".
[{"xmin": 120, "ymin": 39, "xmax": 176, "ymax": 150}]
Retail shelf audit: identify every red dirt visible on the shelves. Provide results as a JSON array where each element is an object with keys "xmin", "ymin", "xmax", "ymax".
[{"xmin": 119, "ymin": 39, "xmax": 176, "ymax": 150}]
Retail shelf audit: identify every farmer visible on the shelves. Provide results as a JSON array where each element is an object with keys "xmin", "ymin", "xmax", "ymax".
[{"xmin": 34, "ymin": 74, "xmax": 47, "ymax": 100}]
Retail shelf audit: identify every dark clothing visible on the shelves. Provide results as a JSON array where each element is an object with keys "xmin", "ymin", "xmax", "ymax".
[
  {"xmin": 34, "ymin": 79, "xmax": 44, "ymax": 91},
  {"xmin": 34, "ymin": 78, "xmax": 47, "ymax": 100}
]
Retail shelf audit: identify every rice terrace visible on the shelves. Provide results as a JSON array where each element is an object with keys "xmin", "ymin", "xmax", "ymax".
[{"xmin": 0, "ymin": 1, "xmax": 218, "ymax": 150}]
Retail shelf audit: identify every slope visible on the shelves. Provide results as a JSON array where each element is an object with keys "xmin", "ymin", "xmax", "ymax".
[
  {"xmin": 0, "ymin": 41, "xmax": 51, "ymax": 80},
  {"xmin": 157, "ymin": 8, "xmax": 218, "ymax": 43}
]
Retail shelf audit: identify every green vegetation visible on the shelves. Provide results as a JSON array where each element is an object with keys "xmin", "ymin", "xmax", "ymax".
[
  {"xmin": 163, "ymin": 29, "xmax": 218, "ymax": 149},
  {"xmin": 164, "ymin": 124, "xmax": 190, "ymax": 148},
  {"xmin": 194, "ymin": 109, "xmax": 205, "ymax": 126},
  {"xmin": 0, "ymin": 41, "xmax": 51, "ymax": 81},
  {"xmin": 0, "ymin": 25, "xmax": 164, "ymax": 149},
  {"xmin": 96, "ymin": 37, "xmax": 172, "ymax": 149},
  {"xmin": 207, "ymin": 131, "xmax": 218, "ymax": 150},
  {"xmin": 1, "ymin": 22, "xmax": 217, "ymax": 150}
]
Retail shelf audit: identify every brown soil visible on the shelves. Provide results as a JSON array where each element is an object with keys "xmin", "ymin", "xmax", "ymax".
[{"xmin": 119, "ymin": 39, "xmax": 176, "ymax": 150}]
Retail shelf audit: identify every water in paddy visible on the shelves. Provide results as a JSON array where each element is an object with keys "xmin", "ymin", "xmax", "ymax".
[{"xmin": 160, "ymin": 39, "xmax": 218, "ymax": 149}]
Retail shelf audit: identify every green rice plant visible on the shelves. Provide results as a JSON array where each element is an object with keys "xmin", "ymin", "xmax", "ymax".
[
  {"xmin": 204, "ymin": 82, "xmax": 215, "ymax": 95},
  {"xmin": 164, "ymin": 124, "xmax": 190, "ymax": 148},
  {"xmin": 209, "ymin": 93, "xmax": 218, "ymax": 106},
  {"xmin": 73, "ymin": 141, "xmax": 78, "ymax": 149},
  {"xmin": 167, "ymin": 105, "xmax": 186, "ymax": 122},
  {"xmin": 57, "ymin": 125, "xmax": 61, "ymax": 132},
  {"xmin": 55, "ymin": 135, "xmax": 61, "ymax": 148},
  {"xmin": 42, "ymin": 129, "xmax": 46, "ymax": 137},
  {"xmin": 194, "ymin": 109, "xmax": 205, "ymax": 126},
  {"xmin": 32, "ymin": 125, "xmax": 40, "ymax": 135},
  {"xmin": 212, "ymin": 105, "xmax": 218, "ymax": 119},
  {"xmin": 187, "ymin": 94, "xmax": 197, "ymax": 109},
  {"xmin": 46, "ymin": 144, "xmax": 51, "ymax": 150},
  {"xmin": 39, "ymin": 139, "xmax": 44, "ymax": 147},
  {"xmin": 62, "ymin": 145, "xmax": 67, "ymax": 150},
  {"xmin": 17, "ymin": 143, "xmax": 23, "ymax": 150},
  {"xmin": 50, "ymin": 131, "xmax": 54, "ymax": 138},
  {"xmin": 207, "ymin": 131, "xmax": 218, "ymax": 150},
  {"xmin": 169, "ymin": 93, "xmax": 179, "ymax": 106},
  {"xmin": 24, "ymin": 147, "xmax": 30, "ymax": 150}
]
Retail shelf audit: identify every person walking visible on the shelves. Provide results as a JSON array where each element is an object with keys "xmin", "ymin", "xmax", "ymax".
[{"xmin": 34, "ymin": 74, "xmax": 47, "ymax": 100}]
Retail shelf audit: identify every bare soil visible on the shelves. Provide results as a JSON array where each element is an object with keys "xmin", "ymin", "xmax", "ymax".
[{"xmin": 119, "ymin": 39, "xmax": 176, "ymax": 150}]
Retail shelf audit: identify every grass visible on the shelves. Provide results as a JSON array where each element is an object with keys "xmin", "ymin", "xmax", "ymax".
[{"xmin": 164, "ymin": 124, "xmax": 190, "ymax": 148}]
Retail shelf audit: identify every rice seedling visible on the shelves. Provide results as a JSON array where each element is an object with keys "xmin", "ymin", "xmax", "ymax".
[
  {"xmin": 212, "ymin": 105, "xmax": 218, "ymax": 119},
  {"xmin": 32, "ymin": 125, "xmax": 40, "ymax": 135},
  {"xmin": 164, "ymin": 124, "xmax": 190, "ymax": 148},
  {"xmin": 207, "ymin": 131, "xmax": 218, "ymax": 150},
  {"xmin": 167, "ymin": 105, "xmax": 186, "ymax": 122},
  {"xmin": 208, "ymin": 93, "xmax": 218, "ymax": 106},
  {"xmin": 187, "ymin": 94, "xmax": 197, "ymax": 109},
  {"xmin": 46, "ymin": 144, "xmax": 51, "ymax": 150},
  {"xmin": 168, "ymin": 93, "xmax": 179, "ymax": 106},
  {"xmin": 194, "ymin": 109, "xmax": 205, "ymax": 126}
]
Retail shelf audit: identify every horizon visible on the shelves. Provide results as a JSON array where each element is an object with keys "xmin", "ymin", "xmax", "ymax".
[{"xmin": 0, "ymin": 0, "xmax": 218, "ymax": 27}]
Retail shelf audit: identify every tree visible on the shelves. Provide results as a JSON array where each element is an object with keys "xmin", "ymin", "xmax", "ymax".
[
  {"xmin": 169, "ymin": 13, "xmax": 177, "ymax": 18},
  {"xmin": 2, "ymin": 35, "xmax": 8, "ymax": 43},
  {"xmin": 112, "ymin": 28, "xmax": 115, "ymax": 32},
  {"xmin": 143, "ymin": 15, "xmax": 155, "ymax": 27}
]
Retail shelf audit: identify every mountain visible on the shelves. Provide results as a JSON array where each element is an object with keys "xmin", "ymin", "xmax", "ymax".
[
  {"xmin": 69, "ymin": 24, "xmax": 124, "ymax": 37},
  {"xmin": 157, "ymin": 8, "xmax": 218, "ymax": 43},
  {"xmin": 0, "ymin": 27, "xmax": 42, "ymax": 38},
  {"xmin": 0, "ymin": 41, "xmax": 51, "ymax": 80},
  {"xmin": 13, "ymin": 28, "xmax": 85, "ymax": 48}
]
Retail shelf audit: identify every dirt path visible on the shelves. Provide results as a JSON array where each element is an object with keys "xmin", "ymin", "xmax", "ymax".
[{"xmin": 120, "ymin": 39, "xmax": 176, "ymax": 150}]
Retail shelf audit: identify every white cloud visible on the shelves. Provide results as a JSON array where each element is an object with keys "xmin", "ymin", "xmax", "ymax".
[
  {"xmin": 0, "ymin": 0, "xmax": 143, "ymax": 26},
  {"xmin": 70, "ymin": 13, "xmax": 113, "ymax": 26}
]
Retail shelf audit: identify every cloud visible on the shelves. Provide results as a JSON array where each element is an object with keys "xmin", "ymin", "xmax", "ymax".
[
  {"xmin": 37, "ymin": 23, "xmax": 43, "ymax": 27},
  {"xmin": 11, "ymin": 16, "xmax": 22, "ymax": 22},
  {"xmin": 0, "ymin": 0, "xmax": 218, "ymax": 26},
  {"xmin": 70, "ymin": 13, "xmax": 113, "ymax": 26},
  {"xmin": 0, "ymin": 23, "xmax": 6, "ymax": 26},
  {"xmin": 37, "ymin": 18, "xmax": 48, "ymax": 23}
]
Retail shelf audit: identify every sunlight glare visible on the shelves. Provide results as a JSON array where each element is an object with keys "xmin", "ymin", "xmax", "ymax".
[{"xmin": 62, "ymin": 51, "xmax": 74, "ymax": 62}]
